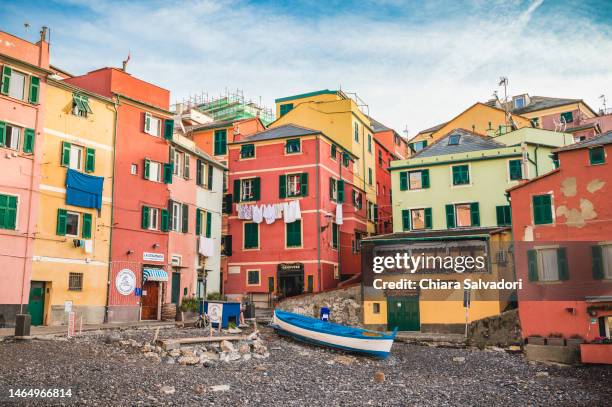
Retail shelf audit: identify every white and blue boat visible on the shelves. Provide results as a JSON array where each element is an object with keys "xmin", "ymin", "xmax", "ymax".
[{"xmin": 271, "ymin": 309, "xmax": 397, "ymax": 359}]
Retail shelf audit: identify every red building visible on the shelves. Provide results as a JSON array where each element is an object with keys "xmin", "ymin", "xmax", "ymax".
[
  {"xmin": 224, "ymin": 124, "xmax": 367, "ymax": 305},
  {"xmin": 508, "ymin": 131, "xmax": 612, "ymax": 364},
  {"xmin": 66, "ymin": 68, "xmax": 174, "ymax": 322}
]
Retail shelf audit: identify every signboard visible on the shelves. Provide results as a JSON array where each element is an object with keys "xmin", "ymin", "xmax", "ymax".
[
  {"xmin": 134, "ymin": 288, "xmax": 142, "ymax": 297},
  {"xmin": 207, "ymin": 303, "xmax": 223, "ymax": 325},
  {"xmin": 115, "ymin": 268, "xmax": 137, "ymax": 296},
  {"xmin": 143, "ymin": 252, "xmax": 164, "ymax": 262},
  {"xmin": 64, "ymin": 300, "xmax": 73, "ymax": 313},
  {"xmin": 278, "ymin": 263, "xmax": 304, "ymax": 272}
]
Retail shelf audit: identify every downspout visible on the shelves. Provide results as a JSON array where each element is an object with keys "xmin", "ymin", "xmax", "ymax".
[
  {"xmin": 337, "ymin": 146, "xmax": 342, "ymax": 281},
  {"xmin": 104, "ymin": 96, "xmax": 120, "ymax": 323},
  {"xmin": 315, "ymin": 136, "xmax": 322, "ymax": 291}
]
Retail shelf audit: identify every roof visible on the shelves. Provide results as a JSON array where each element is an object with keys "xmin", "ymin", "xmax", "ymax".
[
  {"xmin": 236, "ymin": 124, "xmax": 320, "ymax": 143},
  {"xmin": 511, "ymin": 96, "xmax": 582, "ymax": 115},
  {"xmin": 172, "ymin": 141, "xmax": 227, "ymax": 170},
  {"xmin": 274, "ymin": 89, "xmax": 338, "ymax": 104},
  {"xmin": 565, "ymin": 123, "xmax": 600, "ymax": 133},
  {"xmin": 367, "ymin": 116, "xmax": 392, "ymax": 133},
  {"xmin": 553, "ymin": 130, "xmax": 612, "ymax": 152},
  {"xmin": 506, "ymin": 168, "xmax": 560, "ymax": 193},
  {"xmin": 417, "ymin": 122, "xmax": 447, "ymax": 135},
  {"xmin": 412, "ymin": 128, "xmax": 505, "ymax": 158},
  {"xmin": 362, "ymin": 227, "xmax": 510, "ymax": 242}
]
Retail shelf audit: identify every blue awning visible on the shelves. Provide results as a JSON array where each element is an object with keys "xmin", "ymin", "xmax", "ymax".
[{"xmin": 143, "ymin": 268, "xmax": 168, "ymax": 282}]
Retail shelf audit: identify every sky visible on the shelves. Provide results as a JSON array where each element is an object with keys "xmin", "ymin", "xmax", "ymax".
[{"xmin": 1, "ymin": 0, "xmax": 611, "ymax": 138}]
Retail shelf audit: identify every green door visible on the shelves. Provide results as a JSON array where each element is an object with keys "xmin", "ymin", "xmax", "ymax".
[
  {"xmin": 171, "ymin": 272, "xmax": 181, "ymax": 304},
  {"xmin": 387, "ymin": 296, "xmax": 420, "ymax": 331},
  {"xmin": 28, "ymin": 281, "xmax": 45, "ymax": 326}
]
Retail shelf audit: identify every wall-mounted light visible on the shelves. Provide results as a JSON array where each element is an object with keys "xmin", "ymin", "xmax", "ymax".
[
  {"xmin": 153, "ymin": 243, "xmax": 160, "ymax": 249},
  {"xmin": 126, "ymin": 250, "xmax": 134, "ymax": 255}
]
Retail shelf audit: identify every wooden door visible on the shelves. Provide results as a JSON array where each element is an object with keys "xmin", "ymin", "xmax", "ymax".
[
  {"xmin": 141, "ymin": 281, "xmax": 159, "ymax": 320},
  {"xmin": 387, "ymin": 296, "xmax": 420, "ymax": 331}
]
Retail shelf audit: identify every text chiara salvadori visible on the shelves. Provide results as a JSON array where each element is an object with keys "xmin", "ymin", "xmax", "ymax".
[{"xmin": 371, "ymin": 253, "xmax": 523, "ymax": 290}]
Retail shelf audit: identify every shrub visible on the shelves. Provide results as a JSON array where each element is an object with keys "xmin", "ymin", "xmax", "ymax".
[
  {"xmin": 180, "ymin": 296, "xmax": 199, "ymax": 313},
  {"xmin": 206, "ymin": 292, "xmax": 226, "ymax": 301}
]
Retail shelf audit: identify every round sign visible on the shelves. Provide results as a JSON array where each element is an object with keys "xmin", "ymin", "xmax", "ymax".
[{"xmin": 115, "ymin": 269, "xmax": 136, "ymax": 296}]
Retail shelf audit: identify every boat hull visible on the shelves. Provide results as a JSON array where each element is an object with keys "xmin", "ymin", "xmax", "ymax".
[{"xmin": 272, "ymin": 311, "xmax": 395, "ymax": 359}]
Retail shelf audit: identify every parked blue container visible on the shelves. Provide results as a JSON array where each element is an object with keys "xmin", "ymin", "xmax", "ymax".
[
  {"xmin": 320, "ymin": 307, "xmax": 330, "ymax": 321},
  {"xmin": 200, "ymin": 300, "xmax": 241, "ymax": 329}
]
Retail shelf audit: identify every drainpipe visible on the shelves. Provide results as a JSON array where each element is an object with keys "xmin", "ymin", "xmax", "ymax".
[
  {"xmin": 104, "ymin": 96, "xmax": 120, "ymax": 323},
  {"xmin": 337, "ymin": 147, "xmax": 342, "ymax": 281},
  {"xmin": 316, "ymin": 136, "xmax": 322, "ymax": 291}
]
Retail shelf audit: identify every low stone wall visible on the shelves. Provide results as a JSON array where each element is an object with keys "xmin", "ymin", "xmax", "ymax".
[
  {"xmin": 467, "ymin": 308, "xmax": 522, "ymax": 348},
  {"xmin": 276, "ymin": 285, "xmax": 362, "ymax": 327}
]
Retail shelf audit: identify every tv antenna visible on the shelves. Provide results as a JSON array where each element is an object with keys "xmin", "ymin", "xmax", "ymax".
[
  {"xmin": 599, "ymin": 94, "xmax": 607, "ymax": 114},
  {"xmin": 498, "ymin": 76, "xmax": 509, "ymax": 127},
  {"xmin": 403, "ymin": 125, "xmax": 409, "ymax": 139},
  {"xmin": 24, "ymin": 22, "xmax": 30, "ymax": 32}
]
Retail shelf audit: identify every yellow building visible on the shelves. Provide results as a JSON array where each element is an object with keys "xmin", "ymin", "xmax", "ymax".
[
  {"xmin": 31, "ymin": 78, "xmax": 116, "ymax": 325},
  {"xmin": 409, "ymin": 102, "xmax": 532, "ymax": 155},
  {"xmin": 271, "ymin": 90, "xmax": 378, "ymax": 232}
]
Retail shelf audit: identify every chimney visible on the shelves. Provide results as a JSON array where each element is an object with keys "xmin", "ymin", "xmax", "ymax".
[{"xmin": 40, "ymin": 26, "xmax": 48, "ymax": 42}]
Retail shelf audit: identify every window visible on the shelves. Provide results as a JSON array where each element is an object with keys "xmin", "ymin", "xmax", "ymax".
[
  {"xmin": 455, "ymin": 204, "xmax": 472, "ymax": 227},
  {"xmin": 527, "ymin": 248, "xmax": 568, "ymax": 282},
  {"xmin": 372, "ymin": 303, "xmax": 381, "ymax": 314},
  {"xmin": 244, "ymin": 222, "xmax": 259, "ymax": 249},
  {"xmin": 560, "ymin": 111, "xmax": 574, "ymax": 123},
  {"xmin": 354, "ymin": 122, "xmax": 359, "ymax": 142},
  {"xmin": 589, "ymin": 147, "xmax": 605, "ymax": 165},
  {"xmin": 342, "ymin": 153, "xmax": 350, "ymax": 167},
  {"xmin": 148, "ymin": 208, "xmax": 160, "ymax": 230},
  {"xmin": 65, "ymin": 212, "xmax": 80, "ymax": 237},
  {"xmin": 307, "ymin": 275, "xmax": 313, "ymax": 292},
  {"xmin": 513, "ymin": 96, "xmax": 525, "ymax": 109},
  {"xmin": 367, "ymin": 134, "xmax": 372, "ymax": 153},
  {"xmin": 234, "ymin": 177, "xmax": 260, "ymax": 202},
  {"xmin": 445, "ymin": 203, "xmax": 480, "ymax": 228},
  {"xmin": 496, "ymin": 205, "xmax": 512, "ymax": 226},
  {"xmin": 195, "ymin": 209, "xmax": 212, "ymax": 237},
  {"xmin": 144, "ymin": 113, "xmax": 162, "ymax": 137},
  {"xmin": 411, "ymin": 170, "xmax": 429, "ymax": 190},
  {"xmin": 196, "ymin": 159, "xmax": 214, "ymax": 189},
  {"xmin": 242, "ymin": 178, "xmax": 254, "ymax": 201},
  {"xmin": 448, "ymin": 134, "xmax": 460, "ymax": 145},
  {"xmin": 72, "ymin": 94, "xmax": 92, "ymax": 117},
  {"xmin": 247, "ymin": 270, "xmax": 260, "ymax": 286},
  {"xmin": 530, "ymin": 117, "xmax": 540, "ymax": 128},
  {"xmin": 411, "ymin": 209, "xmax": 425, "ymax": 230},
  {"xmin": 214, "ymin": 129, "xmax": 227, "ymax": 155},
  {"xmin": 68, "ymin": 273, "xmax": 83, "ymax": 291},
  {"xmin": 378, "ymin": 150, "xmax": 383, "ymax": 166},
  {"xmin": 0, "ymin": 193, "xmax": 18, "ymax": 230},
  {"xmin": 286, "ymin": 220, "xmax": 302, "ymax": 247},
  {"xmin": 368, "ymin": 168, "xmax": 373, "ymax": 185},
  {"xmin": 145, "ymin": 160, "xmax": 162, "ymax": 182},
  {"xmin": 332, "ymin": 222, "xmax": 339, "ymax": 249},
  {"xmin": 533, "ymin": 194, "xmax": 553, "ymax": 225},
  {"xmin": 279, "ymin": 103, "xmax": 293, "ymax": 117},
  {"xmin": 131, "ymin": 164, "xmax": 138, "ymax": 175},
  {"xmin": 509, "ymin": 159, "xmax": 523, "ymax": 180},
  {"xmin": 172, "ymin": 149, "xmax": 182, "ymax": 177},
  {"xmin": 352, "ymin": 189, "xmax": 362, "ymax": 209},
  {"xmin": 171, "ymin": 202, "xmax": 181, "ymax": 232},
  {"xmin": 367, "ymin": 201, "xmax": 376, "ymax": 222},
  {"xmin": 329, "ymin": 178, "xmax": 344, "ymax": 202},
  {"xmin": 5, "ymin": 124, "xmax": 21, "ymax": 150},
  {"xmin": 69, "ymin": 145, "xmax": 84, "ymax": 171},
  {"xmin": 285, "ymin": 138, "xmax": 300, "ymax": 154},
  {"xmin": 353, "ymin": 232, "xmax": 364, "ymax": 253},
  {"xmin": 452, "ymin": 165, "xmax": 470, "ymax": 185},
  {"xmin": 402, "ymin": 208, "xmax": 432, "ymax": 230},
  {"xmin": 409, "ymin": 140, "xmax": 427, "ymax": 153},
  {"xmin": 240, "ymin": 144, "xmax": 255, "ymax": 159},
  {"xmin": 331, "ymin": 144, "xmax": 337, "ymax": 160},
  {"xmin": 7, "ymin": 70, "xmax": 25, "ymax": 100},
  {"xmin": 285, "ymin": 173, "xmax": 307, "ymax": 197}
]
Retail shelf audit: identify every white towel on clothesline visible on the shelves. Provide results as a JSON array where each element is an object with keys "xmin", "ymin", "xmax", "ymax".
[{"xmin": 335, "ymin": 202, "xmax": 343, "ymax": 225}]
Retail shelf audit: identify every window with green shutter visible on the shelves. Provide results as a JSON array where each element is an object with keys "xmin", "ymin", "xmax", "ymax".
[
  {"xmin": 163, "ymin": 163, "xmax": 173, "ymax": 184},
  {"xmin": 591, "ymin": 246, "xmax": 604, "ymax": 280},
  {"xmin": 354, "ymin": 122, "xmax": 359, "ymax": 142},
  {"xmin": 509, "ymin": 159, "xmax": 522, "ymax": 180},
  {"xmin": 332, "ymin": 222, "xmax": 339, "ymax": 249},
  {"xmin": 23, "ymin": 128, "xmax": 35, "ymax": 153},
  {"xmin": 28, "ymin": 76, "xmax": 40, "ymax": 104},
  {"xmin": 285, "ymin": 138, "xmax": 300, "ymax": 154},
  {"xmin": 557, "ymin": 248, "xmax": 569, "ymax": 280},
  {"xmin": 205, "ymin": 212, "xmax": 212, "ymax": 238},
  {"xmin": 247, "ymin": 270, "xmax": 260, "ymax": 285},
  {"xmin": 452, "ymin": 165, "xmax": 470, "ymax": 185},
  {"xmin": 424, "ymin": 207, "xmax": 432, "ymax": 229},
  {"xmin": 141, "ymin": 206, "xmax": 150, "ymax": 229},
  {"xmin": 207, "ymin": 164, "xmax": 214, "ymax": 190},
  {"xmin": 244, "ymin": 222, "xmax": 259, "ymax": 249},
  {"xmin": 61, "ymin": 141, "xmax": 71, "ymax": 167},
  {"xmin": 82, "ymin": 213, "xmax": 92, "ymax": 238},
  {"xmin": 1, "ymin": 66, "xmax": 11, "ymax": 95},
  {"xmin": 560, "ymin": 111, "xmax": 574, "ymax": 123},
  {"xmin": 470, "ymin": 202, "xmax": 480, "ymax": 226},
  {"xmin": 496, "ymin": 205, "xmax": 512, "ymax": 226},
  {"xmin": 72, "ymin": 94, "xmax": 92, "ymax": 117},
  {"xmin": 331, "ymin": 144, "xmax": 337, "ymax": 159},
  {"xmin": 445, "ymin": 204, "xmax": 456, "ymax": 228},
  {"xmin": 337, "ymin": 180, "xmax": 345, "ymax": 203},
  {"xmin": 589, "ymin": 147, "xmax": 605, "ymax": 165},
  {"xmin": 527, "ymin": 249, "xmax": 538, "ymax": 281},
  {"xmin": 240, "ymin": 144, "xmax": 255, "ymax": 159},
  {"xmin": 214, "ymin": 129, "xmax": 227, "ymax": 155},
  {"xmin": 85, "ymin": 148, "xmax": 95, "ymax": 172},
  {"xmin": 533, "ymin": 194, "xmax": 553, "ymax": 225},
  {"xmin": 279, "ymin": 103, "xmax": 293, "ymax": 117},
  {"xmin": 286, "ymin": 220, "xmax": 302, "ymax": 247},
  {"xmin": 0, "ymin": 194, "xmax": 18, "ymax": 230},
  {"xmin": 342, "ymin": 153, "xmax": 350, "ymax": 167},
  {"xmin": 0, "ymin": 121, "xmax": 6, "ymax": 146},
  {"xmin": 195, "ymin": 208, "xmax": 202, "ymax": 235},
  {"xmin": 402, "ymin": 209, "xmax": 410, "ymax": 231},
  {"xmin": 56, "ymin": 208, "xmax": 68, "ymax": 235},
  {"xmin": 161, "ymin": 208, "xmax": 169, "ymax": 232},
  {"xmin": 368, "ymin": 168, "xmax": 373, "ymax": 185},
  {"xmin": 164, "ymin": 119, "xmax": 174, "ymax": 141},
  {"xmin": 367, "ymin": 134, "xmax": 372, "ymax": 153},
  {"xmin": 399, "ymin": 172, "xmax": 408, "ymax": 191},
  {"xmin": 181, "ymin": 203, "xmax": 188, "ymax": 233}
]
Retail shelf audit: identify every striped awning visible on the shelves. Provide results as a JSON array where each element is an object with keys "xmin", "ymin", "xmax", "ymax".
[{"xmin": 143, "ymin": 268, "xmax": 168, "ymax": 282}]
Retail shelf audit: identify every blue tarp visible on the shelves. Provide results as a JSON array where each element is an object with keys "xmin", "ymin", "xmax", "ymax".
[{"xmin": 65, "ymin": 168, "xmax": 104, "ymax": 210}]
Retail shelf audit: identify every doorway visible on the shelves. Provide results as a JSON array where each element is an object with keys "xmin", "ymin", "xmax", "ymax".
[
  {"xmin": 141, "ymin": 281, "xmax": 160, "ymax": 320},
  {"xmin": 28, "ymin": 281, "xmax": 46, "ymax": 326},
  {"xmin": 171, "ymin": 272, "xmax": 181, "ymax": 304},
  {"xmin": 277, "ymin": 264, "xmax": 304, "ymax": 298},
  {"xmin": 387, "ymin": 295, "xmax": 420, "ymax": 331}
]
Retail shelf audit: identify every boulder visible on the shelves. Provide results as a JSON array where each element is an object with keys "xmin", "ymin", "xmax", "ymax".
[
  {"xmin": 220, "ymin": 340, "xmax": 235, "ymax": 353},
  {"xmin": 178, "ymin": 356, "xmax": 200, "ymax": 365},
  {"xmin": 160, "ymin": 386, "xmax": 175, "ymax": 395}
]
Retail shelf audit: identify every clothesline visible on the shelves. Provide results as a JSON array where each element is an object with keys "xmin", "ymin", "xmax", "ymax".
[{"xmin": 236, "ymin": 200, "xmax": 303, "ymax": 224}]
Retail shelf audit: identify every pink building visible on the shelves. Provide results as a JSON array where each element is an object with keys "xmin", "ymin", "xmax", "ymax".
[{"xmin": 0, "ymin": 29, "xmax": 49, "ymax": 327}]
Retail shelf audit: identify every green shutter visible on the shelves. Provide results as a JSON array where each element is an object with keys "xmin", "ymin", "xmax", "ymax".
[
  {"xmin": 214, "ymin": 129, "xmax": 227, "ymax": 155},
  {"xmin": 164, "ymin": 163, "xmax": 173, "ymax": 184},
  {"xmin": 62, "ymin": 142, "xmax": 71, "ymax": 166},
  {"xmin": 452, "ymin": 166, "xmax": 459, "ymax": 184},
  {"xmin": 144, "ymin": 159, "xmax": 150, "ymax": 179},
  {"xmin": 207, "ymin": 164, "xmax": 213, "ymax": 190},
  {"xmin": 557, "ymin": 248, "xmax": 569, "ymax": 280},
  {"xmin": 301, "ymin": 173, "xmax": 309, "ymax": 196},
  {"xmin": 164, "ymin": 119, "xmax": 174, "ymax": 140},
  {"xmin": 160, "ymin": 209, "xmax": 169, "ymax": 232},
  {"xmin": 592, "ymin": 246, "xmax": 604, "ymax": 280},
  {"xmin": 0, "ymin": 121, "xmax": 5, "ymax": 146},
  {"xmin": 337, "ymin": 180, "xmax": 345, "ymax": 203},
  {"xmin": 279, "ymin": 175, "xmax": 287, "ymax": 198},
  {"xmin": 368, "ymin": 168, "xmax": 373, "ymax": 185},
  {"xmin": 453, "ymin": 165, "xmax": 469, "ymax": 185},
  {"xmin": 144, "ymin": 113, "xmax": 151, "ymax": 133},
  {"xmin": 589, "ymin": 147, "xmax": 605, "ymax": 165},
  {"xmin": 331, "ymin": 144, "xmax": 337, "ymax": 158},
  {"xmin": 28, "ymin": 76, "xmax": 40, "ymax": 104},
  {"xmin": 368, "ymin": 134, "xmax": 372, "ymax": 152},
  {"xmin": 332, "ymin": 223, "xmax": 338, "ymax": 248},
  {"xmin": 509, "ymin": 160, "xmax": 522, "ymax": 180},
  {"xmin": 470, "ymin": 202, "xmax": 480, "ymax": 226},
  {"xmin": 81, "ymin": 95, "xmax": 92, "ymax": 114},
  {"xmin": 1, "ymin": 66, "xmax": 11, "ymax": 95},
  {"xmin": 244, "ymin": 223, "xmax": 258, "ymax": 248},
  {"xmin": 533, "ymin": 194, "xmax": 553, "ymax": 225},
  {"xmin": 82, "ymin": 213, "xmax": 92, "ymax": 239},
  {"xmin": 196, "ymin": 159, "xmax": 203, "ymax": 185},
  {"xmin": 233, "ymin": 180, "xmax": 241, "ymax": 202},
  {"xmin": 181, "ymin": 203, "xmax": 188, "ymax": 233},
  {"xmin": 195, "ymin": 208, "xmax": 202, "ymax": 235},
  {"xmin": 85, "ymin": 148, "xmax": 95, "ymax": 172},
  {"xmin": 496, "ymin": 206, "xmax": 504, "ymax": 226},
  {"xmin": 23, "ymin": 128, "xmax": 35, "ymax": 153},
  {"xmin": 0, "ymin": 195, "xmax": 18, "ymax": 230},
  {"xmin": 445, "ymin": 204, "xmax": 455, "ymax": 228},
  {"xmin": 422, "ymin": 170, "xmax": 430, "ymax": 188},
  {"xmin": 205, "ymin": 212, "xmax": 212, "ymax": 238},
  {"xmin": 252, "ymin": 177, "xmax": 261, "ymax": 201},
  {"xmin": 287, "ymin": 220, "xmax": 301, "ymax": 247},
  {"xmin": 56, "ymin": 209, "xmax": 67, "ymax": 236},
  {"xmin": 424, "ymin": 208, "xmax": 432, "ymax": 229},
  {"xmin": 402, "ymin": 209, "xmax": 411, "ymax": 231},
  {"xmin": 141, "ymin": 206, "xmax": 150, "ymax": 229},
  {"xmin": 280, "ymin": 103, "xmax": 293, "ymax": 117},
  {"xmin": 527, "ymin": 249, "xmax": 538, "ymax": 281}
]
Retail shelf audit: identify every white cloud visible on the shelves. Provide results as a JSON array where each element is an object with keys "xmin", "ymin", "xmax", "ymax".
[{"xmin": 8, "ymin": 0, "xmax": 612, "ymax": 135}]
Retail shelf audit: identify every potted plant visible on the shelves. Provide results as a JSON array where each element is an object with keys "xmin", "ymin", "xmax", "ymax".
[
  {"xmin": 580, "ymin": 337, "xmax": 612, "ymax": 364},
  {"xmin": 546, "ymin": 332, "xmax": 565, "ymax": 347},
  {"xmin": 527, "ymin": 335, "xmax": 546, "ymax": 345},
  {"xmin": 178, "ymin": 296, "xmax": 200, "ymax": 321},
  {"xmin": 566, "ymin": 334, "xmax": 585, "ymax": 348}
]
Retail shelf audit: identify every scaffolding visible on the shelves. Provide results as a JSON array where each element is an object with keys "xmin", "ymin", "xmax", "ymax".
[{"xmin": 172, "ymin": 88, "xmax": 275, "ymax": 125}]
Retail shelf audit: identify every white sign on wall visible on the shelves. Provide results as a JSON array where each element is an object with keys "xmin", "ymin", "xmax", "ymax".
[
  {"xmin": 115, "ymin": 268, "xmax": 136, "ymax": 296},
  {"xmin": 143, "ymin": 252, "xmax": 164, "ymax": 262},
  {"xmin": 207, "ymin": 303, "xmax": 223, "ymax": 325}
]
